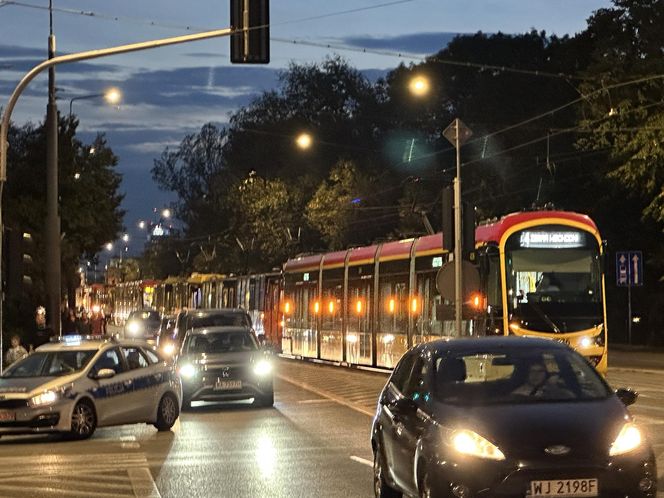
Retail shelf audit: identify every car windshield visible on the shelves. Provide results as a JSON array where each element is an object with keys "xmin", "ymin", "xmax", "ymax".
[
  {"xmin": 1, "ymin": 350, "xmax": 97, "ymax": 378},
  {"xmin": 128, "ymin": 311, "xmax": 161, "ymax": 324},
  {"xmin": 433, "ymin": 349, "xmax": 610, "ymax": 405},
  {"xmin": 184, "ymin": 331, "xmax": 258, "ymax": 354},
  {"xmin": 190, "ymin": 313, "xmax": 251, "ymax": 329}
]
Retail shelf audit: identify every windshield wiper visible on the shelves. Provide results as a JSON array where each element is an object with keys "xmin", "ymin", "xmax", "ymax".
[{"xmin": 528, "ymin": 301, "xmax": 561, "ymax": 333}]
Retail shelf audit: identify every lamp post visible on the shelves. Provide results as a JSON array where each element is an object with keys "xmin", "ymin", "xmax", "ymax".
[
  {"xmin": 69, "ymin": 87, "xmax": 122, "ymax": 118},
  {"xmin": 295, "ymin": 132, "xmax": 313, "ymax": 150}
]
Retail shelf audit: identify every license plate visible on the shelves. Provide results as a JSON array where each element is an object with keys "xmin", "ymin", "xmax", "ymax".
[
  {"xmin": 0, "ymin": 410, "xmax": 16, "ymax": 422},
  {"xmin": 214, "ymin": 380, "xmax": 242, "ymax": 391},
  {"xmin": 530, "ymin": 478, "xmax": 598, "ymax": 497}
]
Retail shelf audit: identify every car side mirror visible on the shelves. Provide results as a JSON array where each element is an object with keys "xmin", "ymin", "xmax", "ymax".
[
  {"xmin": 94, "ymin": 368, "xmax": 116, "ymax": 380},
  {"xmin": 616, "ymin": 388, "xmax": 638, "ymax": 406}
]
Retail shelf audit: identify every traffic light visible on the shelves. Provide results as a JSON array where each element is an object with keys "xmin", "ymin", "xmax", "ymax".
[
  {"xmin": 6, "ymin": 228, "xmax": 34, "ymax": 297},
  {"xmin": 230, "ymin": 0, "xmax": 269, "ymax": 64},
  {"xmin": 441, "ymin": 185, "xmax": 476, "ymax": 258}
]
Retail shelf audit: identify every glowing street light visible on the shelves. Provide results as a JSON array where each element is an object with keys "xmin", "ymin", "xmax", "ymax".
[
  {"xmin": 408, "ymin": 75, "xmax": 430, "ymax": 97},
  {"xmin": 138, "ymin": 220, "xmax": 146, "ymax": 230},
  {"xmin": 122, "ymin": 233, "xmax": 129, "ymax": 243},
  {"xmin": 105, "ymin": 242, "xmax": 113, "ymax": 251},
  {"xmin": 161, "ymin": 208, "xmax": 171, "ymax": 219},
  {"xmin": 295, "ymin": 132, "xmax": 313, "ymax": 150},
  {"xmin": 104, "ymin": 87, "xmax": 122, "ymax": 105}
]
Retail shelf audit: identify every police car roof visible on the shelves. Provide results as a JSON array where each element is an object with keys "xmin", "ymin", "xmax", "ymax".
[{"xmin": 37, "ymin": 336, "xmax": 153, "ymax": 351}]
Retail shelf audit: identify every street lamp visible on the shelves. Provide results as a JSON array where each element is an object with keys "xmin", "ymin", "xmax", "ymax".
[
  {"xmin": 161, "ymin": 208, "xmax": 171, "ymax": 219},
  {"xmin": 69, "ymin": 87, "xmax": 122, "ymax": 118},
  {"xmin": 408, "ymin": 75, "xmax": 430, "ymax": 97},
  {"xmin": 295, "ymin": 132, "xmax": 313, "ymax": 150},
  {"xmin": 105, "ymin": 242, "xmax": 113, "ymax": 252},
  {"xmin": 138, "ymin": 220, "xmax": 146, "ymax": 230},
  {"xmin": 122, "ymin": 233, "xmax": 129, "ymax": 243}
]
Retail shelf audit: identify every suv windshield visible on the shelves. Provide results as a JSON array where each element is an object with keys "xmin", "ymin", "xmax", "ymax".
[
  {"xmin": 184, "ymin": 331, "xmax": 258, "ymax": 354},
  {"xmin": 2, "ymin": 350, "xmax": 97, "ymax": 378},
  {"xmin": 128, "ymin": 311, "xmax": 161, "ymax": 324},
  {"xmin": 433, "ymin": 349, "xmax": 610, "ymax": 405},
  {"xmin": 190, "ymin": 313, "xmax": 252, "ymax": 329}
]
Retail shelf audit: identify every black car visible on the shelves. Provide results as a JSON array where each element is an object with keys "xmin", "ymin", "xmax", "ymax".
[
  {"xmin": 124, "ymin": 310, "xmax": 162, "ymax": 342},
  {"xmin": 372, "ymin": 337, "xmax": 656, "ymax": 498},
  {"xmin": 177, "ymin": 326, "xmax": 274, "ymax": 409}
]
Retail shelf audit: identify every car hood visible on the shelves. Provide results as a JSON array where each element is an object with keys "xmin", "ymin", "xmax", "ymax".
[
  {"xmin": 0, "ymin": 373, "xmax": 78, "ymax": 397},
  {"xmin": 433, "ymin": 397, "xmax": 628, "ymax": 460},
  {"xmin": 180, "ymin": 351, "xmax": 260, "ymax": 367}
]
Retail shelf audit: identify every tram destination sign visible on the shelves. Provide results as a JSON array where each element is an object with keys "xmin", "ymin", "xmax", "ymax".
[{"xmin": 519, "ymin": 231, "xmax": 584, "ymax": 249}]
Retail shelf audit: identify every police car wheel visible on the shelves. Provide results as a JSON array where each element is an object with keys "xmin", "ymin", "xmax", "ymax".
[
  {"xmin": 154, "ymin": 393, "xmax": 179, "ymax": 431},
  {"xmin": 70, "ymin": 400, "xmax": 97, "ymax": 439}
]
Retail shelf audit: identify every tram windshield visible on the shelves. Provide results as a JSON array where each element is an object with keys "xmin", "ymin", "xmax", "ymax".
[{"xmin": 504, "ymin": 226, "xmax": 603, "ymax": 333}]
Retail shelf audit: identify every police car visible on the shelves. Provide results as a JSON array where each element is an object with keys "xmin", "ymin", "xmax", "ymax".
[{"xmin": 0, "ymin": 336, "xmax": 182, "ymax": 439}]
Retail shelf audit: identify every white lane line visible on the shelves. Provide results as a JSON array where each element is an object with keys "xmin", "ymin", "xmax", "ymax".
[
  {"xmin": 350, "ymin": 456, "xmax": 373, "ymax": 467},
  {"xmin": 128, "ymin": 468, "xmax": 161, "ymax": 498},
  {"xmin": 277, "ymin": 374, "xmax": 374, "ymax": 417},
  {"xmin": 298, "ymin": 399, "xmax": 336, "ymax": 404}
]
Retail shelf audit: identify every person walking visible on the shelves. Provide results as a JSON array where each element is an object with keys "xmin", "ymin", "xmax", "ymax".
[
  {"xmin": 90, "ymin": 310, "xmax": 107, "ymax": 336},
  {"xmin": 62, "ymin": 308, "xmax": 78, "ymax": 335},
  {"xmin": 4, "ymin": 334, "xmax": 28, "ymax": 366},
  {"xmin": 24, "ymin": 306, "xmax": 54, "ymax": 351},
  {"xmin": 77, "ymin": 310, "xmax": 93, "ymax": 336}
]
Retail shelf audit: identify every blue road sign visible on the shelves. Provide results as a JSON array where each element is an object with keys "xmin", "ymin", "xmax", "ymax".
[
  {"xmin": 616, "ymin": 252, "xmax": 629, "ymax": 287},
  {"xmin": 616, "ymin": 251, "xmax": 644, "ymax": 287},
  {"xmin": 629, "ymin": 250, "xmax": 643, "ymax": 286}
]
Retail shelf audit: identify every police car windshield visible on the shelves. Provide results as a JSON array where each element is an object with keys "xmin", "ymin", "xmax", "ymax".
[
  {"xmin": 2, "ymin": 350, "xmax": 97, "ymax": 378},
  {"xmin": 184, "ymin": 331, "xmax": 258, "ymax": 354}
]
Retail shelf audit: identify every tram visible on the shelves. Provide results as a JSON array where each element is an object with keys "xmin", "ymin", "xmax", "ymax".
[{"xmin": 281, "ymin": 209, "xmax": 608, "ymax": 373}]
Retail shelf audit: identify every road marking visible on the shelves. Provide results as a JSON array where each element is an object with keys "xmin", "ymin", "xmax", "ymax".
[
  {"xmin": 298, "ymin": 398, "xmax": 335, "ymax": 404},
  {"xmin": 350, "ymin": 455, "xmax": 372, "ymax": 467},
  {"xmin": 277, "ymin": 373, "xmax": 374, "ymax": 417},
  {"xmin": 128, "ymin": 468, "xmax": 161, "ymax": 498}
]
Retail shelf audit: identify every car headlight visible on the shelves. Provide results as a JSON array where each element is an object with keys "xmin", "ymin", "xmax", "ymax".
[
  {"xmin": 30, "ymin": 390, "xmax": 59, "ymax": 407},
  {"xmin": 450, "ymin": 429, "xmax": 505, "ymax": 461},
  {"xmin": 610, "ymin": 423, "xmax": 642, "ymax": 456},
  {"xmin": 253, "ymin": 359, "xmax": 272, "ymax": 376},
  {"xmin": 162, "ymin": 343, "xmax": 176, "ymax": 356},
  {"xmin": 179, "ymin": 363, "xmax": 197, "ymax": 379},
  {"xmin": 127, "ymin": 321, "xmax": 142, "ymax": 335}
]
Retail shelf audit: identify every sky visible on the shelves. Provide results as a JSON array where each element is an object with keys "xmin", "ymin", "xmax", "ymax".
[{"xmin": 0, "ymin": 0, "xmax": 612, "ymax": 256}]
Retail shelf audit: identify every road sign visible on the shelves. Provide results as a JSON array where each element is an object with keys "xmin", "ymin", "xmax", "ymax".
[
  {"xmin": 616, "ymin": 251, "xmax": 644, "ymax": 287},
  {"xmin": 616, "ymin": 252, "xmax": 629, "ymax": 287},
  {"xmin": 629, "ymin": 250, "xmax": 643, "ymax": 286},
  {"xmin": 442, "ymin": 119, "xmax": 473, "ymax": 146}
]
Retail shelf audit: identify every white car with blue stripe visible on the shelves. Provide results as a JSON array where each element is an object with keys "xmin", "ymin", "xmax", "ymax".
[{"xmin": 0, "ymin": 336, "xmax": 182, "ymax": 439}]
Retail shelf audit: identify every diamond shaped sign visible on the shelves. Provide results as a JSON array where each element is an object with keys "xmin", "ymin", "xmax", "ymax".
[{"xmin": 443, "ymin": 119, "xmax": 472, "ymax": 147}]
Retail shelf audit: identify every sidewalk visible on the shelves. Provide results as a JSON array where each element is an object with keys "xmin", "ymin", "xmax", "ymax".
[{"xmin": 276, "ymin": 358, "xmax": 388, "ymax": 416}]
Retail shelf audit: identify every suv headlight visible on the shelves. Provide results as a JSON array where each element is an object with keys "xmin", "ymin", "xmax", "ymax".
[
  {"xmin": 127, "ymin": 321, "xmax": 142, "ymax": 335},
  {"xmin": 179, "ymin": 363, "xmax": 197, "ymax": 379},
  {"xmin": 450, "ymin": 429, "xmax": 505, "ymax": 461},
  {"xmin": 30, "ymin": 390, "xmax": 59, "ymax": 407},
  {"xmin": 253, "ymin": 359, "xmax": 272, "ymax": 376},
  {"xmin": 610, "ymin": 423, "xmax": 642, "ymax": 456}
]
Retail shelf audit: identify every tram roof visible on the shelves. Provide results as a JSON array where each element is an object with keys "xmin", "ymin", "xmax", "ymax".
[{"xmin": 475, "ymin": 210, "xmax": 599, "ymax": 245}]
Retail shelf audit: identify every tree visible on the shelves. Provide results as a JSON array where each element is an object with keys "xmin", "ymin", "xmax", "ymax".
[{"xmin": 3, "ymin": 116, "xmax": 124, "ymax": 320}]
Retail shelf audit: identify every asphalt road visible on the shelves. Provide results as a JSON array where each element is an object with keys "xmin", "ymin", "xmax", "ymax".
[{"xmin": 0, "ymin": 353, "xmax": 662, "ymax": 498}]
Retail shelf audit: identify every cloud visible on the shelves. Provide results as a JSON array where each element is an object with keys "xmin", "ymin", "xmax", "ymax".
[{"xmin": 342, "ymin": 32, "xmax": 460, "ymax": 55}]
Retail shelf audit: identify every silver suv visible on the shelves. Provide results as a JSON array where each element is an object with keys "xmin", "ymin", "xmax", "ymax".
[{"xmin": 0, "ymin": 336, "xmax": 182, "ymax": 439}]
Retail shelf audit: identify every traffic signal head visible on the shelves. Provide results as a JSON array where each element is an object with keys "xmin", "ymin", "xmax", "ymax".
[{"xmin": 230, "ymin": 0, "xmax": 270, "ymax": 64}]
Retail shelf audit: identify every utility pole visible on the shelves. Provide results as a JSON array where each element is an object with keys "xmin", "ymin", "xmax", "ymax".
[
  {"xmin": 45, "ymin": 0, "xmax": 62, "ymax": 336},
  {"xmin": 443, "ymin": 119, "xmax": 472, "ymax": 336}
]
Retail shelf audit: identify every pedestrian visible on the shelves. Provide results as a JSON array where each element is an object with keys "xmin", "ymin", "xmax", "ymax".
[
  {"xmin": 62, "ymin": 308, "xmax": 78, "ymax": 335},
  {"xmin": 25, "ymin": 306, "xmax": 54, "ymax": 351},
  {"xmin": 4, "ymin": 334, "xmax": 28, "ymax": 367},
  {"xmin": 91, "ymin": 310, "xmax": 107, "ymax": 336},
  {"xmin": 77, "ymin": 310, "xmax": 92, "ymax": 336}
]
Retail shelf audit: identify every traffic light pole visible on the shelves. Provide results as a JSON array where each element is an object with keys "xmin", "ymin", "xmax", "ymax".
[{"xmin": 0, "ymin": 26, "xmax": 236, "ymax": 362}]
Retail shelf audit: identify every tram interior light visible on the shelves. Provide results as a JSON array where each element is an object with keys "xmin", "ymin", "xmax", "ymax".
[
  {"xmin": 328, "ymin": 301, "xmax": 335, "ymax": 314},
  {"xmin": 314, "ymin": 301, "xmax": 320, "ymax": 314},
  {"xmin": 284, "ymin": 301, "xmax": 291, "ymax": 314},
  {"xmin": 411, "ymin": 297, "xmax": 419, "ymax": 314},
  {"xmin": 388, "ymin": 298, "xmax": 396, "ymax": 314},
  {"xmin": 382, "ymin": 334, "xmax": 395, "ymax": 344},
  {"xmin": 355, "ymin": 300, "xmax": 363, "ymax": 315},
  {"xmin": 347, "ymin": 334, "xmax": 358, "ymax": 344}
]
